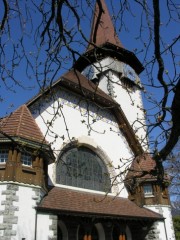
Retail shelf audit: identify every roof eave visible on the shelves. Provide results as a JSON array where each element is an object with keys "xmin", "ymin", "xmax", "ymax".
[
  {"xmin": 74, "ymin": 43, "xmax": 144, "ymax": 74},
  {"xmin": 36, "ymin": 206, "xmax": 163, "ymax": 221},
  {"xmin": 0, "ymin": 135, "xmax": 55, "ymax": 164}
]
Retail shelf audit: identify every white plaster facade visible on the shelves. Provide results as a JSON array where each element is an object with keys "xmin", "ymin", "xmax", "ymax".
[
  {"xmin": 0, "ymin": 1, "xmax": 175, "ymax": 237},
  {"xmin": 82, "ymin": 57, "xmax": 148, "ymax": 150},
  {"xmin": 145, "ymin": 205, "xmax": 175, "ymax": 240},
  {"xmin": 31, "ymin": 87, "xmax": 135, "ymax": 198},
  {"xmin": 0, "ymin": 182, "xmax": 49, "ymax": 240}
]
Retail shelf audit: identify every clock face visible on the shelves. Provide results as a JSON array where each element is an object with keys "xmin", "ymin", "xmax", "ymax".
[{"xmin": 123, "ymin": 64, "xmax": 136, "ymax": 81}]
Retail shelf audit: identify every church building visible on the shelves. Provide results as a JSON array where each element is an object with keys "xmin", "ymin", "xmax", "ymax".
[{"xmin": 0, "ymin": 0, "xmax": 175, "ymax": 239}]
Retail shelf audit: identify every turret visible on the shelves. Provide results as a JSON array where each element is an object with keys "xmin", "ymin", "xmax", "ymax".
[
  {"xmin": 125, "ymin": 153, "xmax": 175, "ymax": 240},
  {"xmin": 0, "ymin": 105, "xmax": 54, "ymax": 189},
  {"xmin": 125, "ymin": 153, "xmax": 170, "ymax": 207}
]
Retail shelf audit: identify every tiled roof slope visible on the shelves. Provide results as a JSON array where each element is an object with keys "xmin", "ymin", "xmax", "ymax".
[
  {"xmin": 125, "ymin": 153, "xmax": 157, "ymax": 180},
  {"xmin": 27, "ymin": 69, "xmax": 118, "ymax": 108},
  {"xmin": 38, "ymin": 187, "xmax": 163, "ymax": 220},
  {"xmin": 27, "ymin": 69, "xmax": 144, "ymax": 156},
  {"xmin": 74, "ymin": 0, "xmax": 144, "ymax": 74},
  {"xmin": 0, "ymin": 104, "xmax": 46, "ymax": 144},
  {"xmin": 61, "ymin": 69, "xmax": 118, "ymax": 106},
  {"xmin": 87, "ymin": 0, "xmax": 123, "ymax": 51}
]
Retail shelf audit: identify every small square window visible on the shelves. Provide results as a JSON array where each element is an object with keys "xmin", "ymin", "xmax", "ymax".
[
  {"xmin": 143, "ymin": 184, "xmax": 153, "ymax": 196},
  {"xmin": 21, "ymin": 152, "xmax": 32, "ymax": 166},
  {"xmin": 0, "ymin": 149, "xmax": 8, "ymax": 163}
]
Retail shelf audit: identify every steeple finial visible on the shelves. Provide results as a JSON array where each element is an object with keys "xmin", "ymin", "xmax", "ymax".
[{"xmin": 87, "ymin": 0, "xmax": 123, "ymax": 50}]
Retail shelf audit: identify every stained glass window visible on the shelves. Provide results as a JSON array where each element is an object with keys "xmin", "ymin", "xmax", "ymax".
[{"xmin": 56, "ymin": 147, "xmax": 111, "ymax": 192}]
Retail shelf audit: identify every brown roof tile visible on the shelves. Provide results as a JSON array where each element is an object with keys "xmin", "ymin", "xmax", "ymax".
[
  {"xmin": 27, "ymin": 69, "xmax": 118, "ymax": 108},
  {"xmin": 87, "ymin": 0, "xmax": 123, "ymax": 51},
  {"xmin": 0, "ymin": 104, "xmax": 46, "ymax": 144},
  {"xmin": 27, "ymin": 69, "xmax": 143, "ymax": 156},
  {"xmin": 126, "ymin": 153, "xmax": 157, "ymax": 181},
  {"xmin": 38, "ymin": 187, "xmax": 162, "ymax": 220},
  {"xmin": 61, "ymin": 69, "xmax": 118, "ymax": 106},
  {"xmin": 74, "ymin": 0, "xmax": 144, "ymax": 74}
]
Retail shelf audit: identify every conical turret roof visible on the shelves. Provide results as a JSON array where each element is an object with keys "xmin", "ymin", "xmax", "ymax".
[
  {"xmin": 87, "ymin": 0, "xmax": 123, "ymax": 51},
  {"xmin": 0, "ymin": 105, "xmax": 46, "ymax": 144}
]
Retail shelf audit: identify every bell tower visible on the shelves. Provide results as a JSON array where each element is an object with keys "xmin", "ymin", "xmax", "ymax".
[{"xmin": 74, "ymin": 0, "xmax": 147, "ymax": 149}]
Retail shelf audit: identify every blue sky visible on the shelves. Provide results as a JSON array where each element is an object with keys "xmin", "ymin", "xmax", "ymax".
[{"xmin": 0, "ymin": 0, "xmax": 179, "ymax": 120}]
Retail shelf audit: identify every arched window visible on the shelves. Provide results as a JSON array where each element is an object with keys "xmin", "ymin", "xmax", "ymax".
[{"xmin": 56, "ymin": 146, "xmax": 111, "ymax": 192}]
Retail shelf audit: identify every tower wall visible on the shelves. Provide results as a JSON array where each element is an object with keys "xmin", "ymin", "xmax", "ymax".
[
  {"xmin": 0, "ymin": 182, "xmax": 45, "ymax": 240},
  {"xmin": 82, "ymin": 57, "xmax": 148, "ymax": 150},
  {"xmin": 145, "ymin": 205, "xmax": 175, "ymax": 240}
]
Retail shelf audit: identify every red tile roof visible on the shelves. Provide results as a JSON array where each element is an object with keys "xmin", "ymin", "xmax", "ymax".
[
  {"xmin": 0, "ymin": 104, "xmax": 46, "ymax": 144},
  {"xmin": 125, "ymin": 154, "xmax": 157, "ymax": 181},
  {"xmin": 87, "ymin": 0, "xmax": 123, "ymax": 51},
  {"xmin": 61, "ymin": 69, "xmax": 118, "ymax": 106},
  {"xmin": 27, "ymin": 69, "xmax": 118, "ymax": 108},
  {"xmin": 27, "ymin": 69, "xmax": 143, "ymax": 156},
  {"xmin": 38, "ymin": 187, "xmax": 163, "ymax": 220}
]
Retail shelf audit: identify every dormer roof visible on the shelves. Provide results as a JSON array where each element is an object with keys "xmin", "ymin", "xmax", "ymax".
[
  {"xmin": 125, "ymin": 153, "xmax": 170, "ymax": 183},
  {"xmin": 126, "ymin": 154, "xmax": 157, "ymax": 181}
]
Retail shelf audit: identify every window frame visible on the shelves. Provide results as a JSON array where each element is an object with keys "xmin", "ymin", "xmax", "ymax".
[
  {"xmin": 0, "ymin": 149, "xmax": 9, "ymax": 164},
  {"xmin": 143, "ymin": 184, "xmax": 154, "ymax": 197},
  {"xmin": 56, "ymin": 146, "xmax": 111, "ymax": 192},
  {"xmin": 21, "ymin": 152, "xmax": 32, "ymax": 167}
]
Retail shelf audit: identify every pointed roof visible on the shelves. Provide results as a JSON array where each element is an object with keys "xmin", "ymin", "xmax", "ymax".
[
  {"xmin": 125, "ymin": 153, "xmax": 169, "ymax": 182},
  {"xmin": 0, "ymin": 105, "xmax": 46, "ymax": 144},
  {"xmin": 87, "ymin": 0, "xmax": 123, "ymax": 51},
  {"xmin": 74, "ymin": 0, "xmax": 144, "ymax": 74},
  {"xmin": 27, "ymin": 69, "xmax": 144, "ymax": 156},
  {"xmin": 126, "ymin": 154, "xmax": 157, "ymax": 181},
  {"xmin": 27, "ymin": 69, "xmax": 118, "ymax": 108}
]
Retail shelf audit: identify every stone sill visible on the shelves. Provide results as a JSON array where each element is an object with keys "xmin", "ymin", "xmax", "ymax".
[
  {"xmin": 22, "ymin": 166, "xmax": 36, "ymax": 174},
  {"xmin": 144, "ymin": 194, "xmax": 154, "ymax": 198}
]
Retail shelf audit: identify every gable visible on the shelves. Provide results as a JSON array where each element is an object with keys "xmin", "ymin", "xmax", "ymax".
[{"xmin": 27, "ymin": 69, "xmax": 143, "ymax": 156}]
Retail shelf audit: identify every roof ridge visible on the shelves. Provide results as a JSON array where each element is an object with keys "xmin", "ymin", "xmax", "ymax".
[{"xmin": 16, "ymin": 104, "xmax": 25, "ymax": 136}]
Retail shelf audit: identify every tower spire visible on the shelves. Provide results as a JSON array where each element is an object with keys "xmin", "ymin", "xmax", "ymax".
[
  {"xmin": 87, "ymin": 0, "xmax": 123, "ymax": 51},
  {"xmin": 74, "ymin": 0, "xmax": 144, "ymax": 75}
]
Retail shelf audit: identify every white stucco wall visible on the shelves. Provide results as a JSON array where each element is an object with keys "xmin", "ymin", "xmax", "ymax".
[
  {"xmin": 15, "ymin": 185, "xmax": 37, "ymax": 239},
  {"xmin": 0, "ymin": 182, "xmax": 54, "ymax": 240},
  {"xmin": 0, "ymin": 183, "xmax": 44, "ymax": 239},
  {"xmin": 36, "ymin": 213, "xmax": 55, "ymax": 240},
  {"xmin": 0, "ymin": 184, "xmax": 6, "ymax": 237},
  {"xmin": 145, "ymin": 205, "xmax": 175, "ymax": 240},
  {"xmin": 82, "ymin": 57, "xmax": 148, "ymax": 150},
  {"xmin": 30, "ymin": 88, "xmax": 134, "ymax": 197}
]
